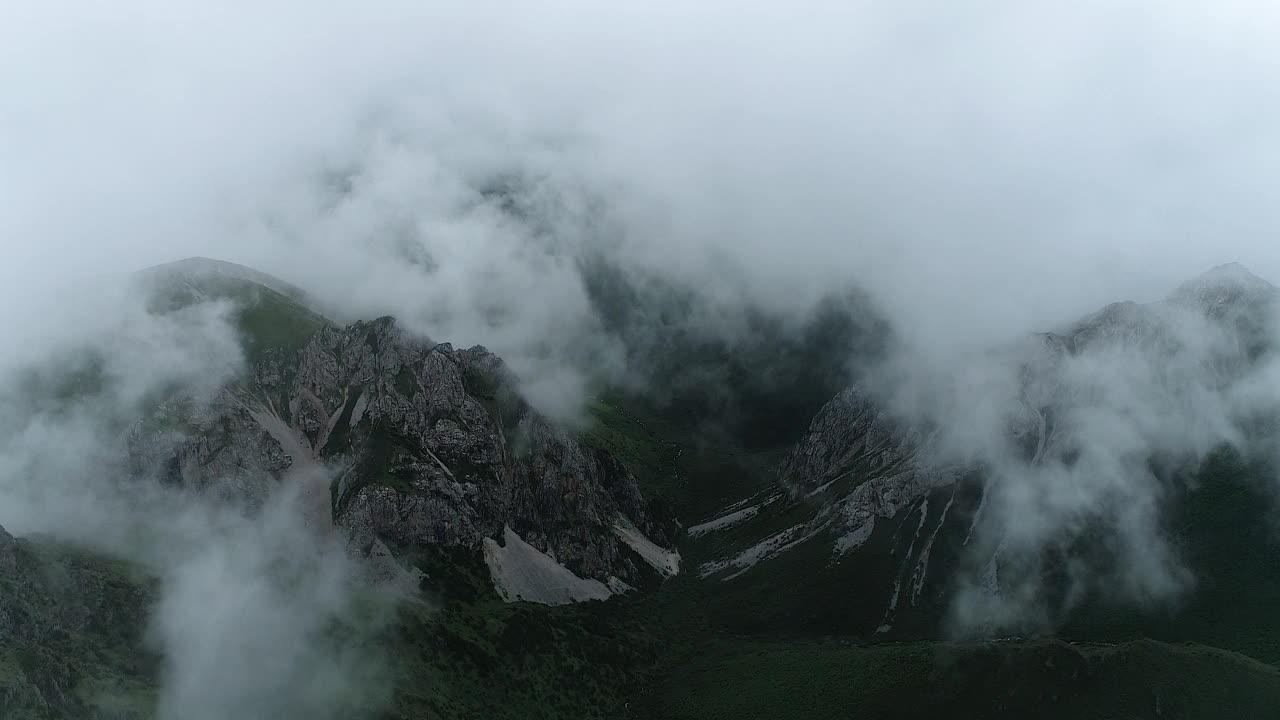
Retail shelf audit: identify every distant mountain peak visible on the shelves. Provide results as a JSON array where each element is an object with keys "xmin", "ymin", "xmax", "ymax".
[
  {"xmin": 149, "ymin": 256, "xmax": 246, "ymax": 272},
  {"xmin": 1166, "ymin": 262, "xmax": 1276, "ymax": 317},
  {"xmin": 1171, "ymin": 262, "xmax": 1275, "ymax": 298},
  {"xmin": 137, "ymin": 256, "xmax": 308, "ymax": 302}
]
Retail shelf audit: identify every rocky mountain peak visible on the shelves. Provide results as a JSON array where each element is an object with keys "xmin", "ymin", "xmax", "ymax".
[
  {"xmin": 129, "ymin": 299, "xmax": 678, "ymax": 604},
  {"xmin": 700, "ymin": 260, "xmax": 1280, "ymax": 619},
  {"xmin": 1178, "ymin": 261, "xmax": 1272, "ymax": 290},
  {"xmin": 1169, "ymin": 262, "xmax": 1277, "ymax": 312}
]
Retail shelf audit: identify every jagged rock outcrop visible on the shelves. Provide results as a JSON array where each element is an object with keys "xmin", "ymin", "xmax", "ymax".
[
  {"xmin": 699, "ymin": 264, "xmax": 1280, "ymax": 605},
  {"xmin": 128, "ymin": 315, "xmax": 676, "ymax": 599},
  {"xmin": 777, "ymin": 386, "xmax": 954, "ymax": 552},
  {"xmin": 819, "ymin": 263, "xmax": 1272, "ymax": 498}
]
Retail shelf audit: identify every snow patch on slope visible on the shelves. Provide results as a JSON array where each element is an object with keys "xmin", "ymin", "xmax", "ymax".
[
  {"xmin": 876, "ymin": 499, "xmax": 931, "ymax": 633},
  {"xmin": 613, "ymin": 519, "xmax": 681, "ymax": 577},
  {"xmin": 705, "ymin": 490, "xmax": 768, "ymax": 518},
  {"xmin": 687, "ymin": 494, "xmax": 780, "ymax": 537},
  {"xmin": 833, "ymin": 520, "xmax": 874, "ymax": 556},
  {"xmin": 910, "ymin": 486, "xmax": 957, "ymax": 606},
  {"xmin": 699, "ymin": 524, "xmax": 812, "ymax": 581},
  {"xmin": 483, "ymin": 526, "xmax": 614, "ymax": 605}
]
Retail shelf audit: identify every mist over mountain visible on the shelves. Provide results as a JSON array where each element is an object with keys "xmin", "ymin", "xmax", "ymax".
[
  {"xmin": 8, "ymin": 2, "xmax": 1280, "ymax": 719},
  {"xmin": 4, "ymin": 256, "xmax": 1280, "ymax": 718}
]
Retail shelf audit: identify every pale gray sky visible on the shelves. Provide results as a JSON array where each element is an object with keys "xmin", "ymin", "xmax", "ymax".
[{"xmin": 3, "ymin": 0, "xmax": 1280, "ymax": 353}]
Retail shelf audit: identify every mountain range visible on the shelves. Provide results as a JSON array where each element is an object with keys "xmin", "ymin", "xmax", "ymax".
[{"xmin": 4, "ymin": 257, "xmax": 1280, "ymax": 719}]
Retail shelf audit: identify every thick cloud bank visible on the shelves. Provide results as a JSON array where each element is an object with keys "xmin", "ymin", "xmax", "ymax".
[{"xmin": 8, "ymin": 2, "xmax": 1280, "ymax": 370}]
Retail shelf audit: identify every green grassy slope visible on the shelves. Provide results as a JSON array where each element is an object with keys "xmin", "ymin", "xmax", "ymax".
[
  {"xmin": 643, "ymin": 636, "xmax": 1280, "ymax": 720},
  {"xmin": 0, "ymin": 537, "xmax": 158, "ymax": 720},
  {"xmin": 145, "ymin": 271, "xmax": 329, "ymax": 361}
]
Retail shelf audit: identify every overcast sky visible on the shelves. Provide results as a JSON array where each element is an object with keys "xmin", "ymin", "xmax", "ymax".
[{"xmin": 5, "ymin": 1, "xmax": 1280, "ymax": 352}]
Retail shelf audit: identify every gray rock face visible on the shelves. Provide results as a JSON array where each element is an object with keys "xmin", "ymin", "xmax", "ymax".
[
  {"xmin": 128, "ymin": 316, "xmax": 674, "ymax": 592},
  {"xmin": 1169, "ymin": 262, "xmax": 1277, "ymax": 315},
  {"xmin": 682, "ymin": 265, "xmax": 1280, "ymax": 643},
  {"xmin": 733, "ymin": 264, "xmax": 1280, "ymax": 578},
  {"xmin": 778, "ymin": 386, "xmax": 954, "ymax": 549},
  {"xmin": 781, "ymin": 386, "xmax": 926, "ymax": 494}
]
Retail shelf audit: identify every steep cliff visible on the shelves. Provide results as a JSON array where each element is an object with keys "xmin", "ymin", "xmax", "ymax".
[
  {"xmin": 127, "ymin": 260, "xmax": 678, "ymax": 603},
  {"xmin": 687, "ymin": 263, "xmax": 1280, "ymax": 641}
]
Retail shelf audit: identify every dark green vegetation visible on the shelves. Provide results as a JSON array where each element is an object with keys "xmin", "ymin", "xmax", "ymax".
[
  {"xmin": 581, "ymin": 258, "xmax": 890, "ymax": 450},
  {"xmin": 0, "ymin": 533, "xmax": 157, "ymax": 719},
  {"xmin": 382, "ymin": 596, "xmax": 666, "ymax": 719},
  {"xmin": 644, "ymin": 637, "xmax": 1280, "ymax": 720},
  {"xmin": 580, "ymin": 395, "xmax": 787, "ymax": 524},
  {"xmin": 1059, "ymin": 445, "xmax": 1280, "ymax": 664}
]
